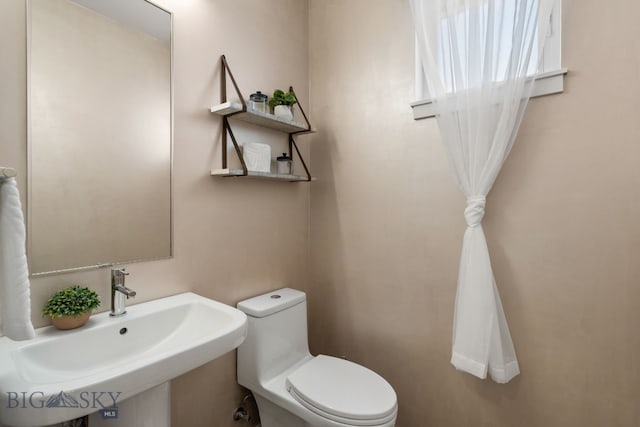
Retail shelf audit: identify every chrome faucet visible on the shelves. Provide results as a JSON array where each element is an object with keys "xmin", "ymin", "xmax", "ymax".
[{"xmin": 110, "ymin": 267, "xmax": 136, "ymax": 317}]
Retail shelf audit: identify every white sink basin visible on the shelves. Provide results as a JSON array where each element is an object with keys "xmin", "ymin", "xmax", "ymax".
[{"xmin": 0, "ymin": 292, "xmax": 247, "ymax": 426}]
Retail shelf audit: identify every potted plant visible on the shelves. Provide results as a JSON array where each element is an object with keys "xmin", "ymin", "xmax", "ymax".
[
  {"xmin": 268, "ymin": 89, "xmax": 297, "ymax": 121},
  {"xmin": 42, "ymin": 285, "xmax": 100, "ymax": 330}
]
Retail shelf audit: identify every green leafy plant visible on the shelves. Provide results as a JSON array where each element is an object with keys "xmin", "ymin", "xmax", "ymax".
[
  {"xmin": 268, "ymin": 89, "xmax": 297, "ymax": 108},
  {"xmin": 42, "ymin": 286, "xmax": 100, "ymax": 318}
]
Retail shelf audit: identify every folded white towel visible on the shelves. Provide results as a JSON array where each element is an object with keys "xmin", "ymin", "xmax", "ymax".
[
  {"xmin": 0, "ymin": 177, "xmax": 36, "ymax": 340},
  {"xmin": 243, "ymin": 142, "xmax": 271, "ymax": 173}
]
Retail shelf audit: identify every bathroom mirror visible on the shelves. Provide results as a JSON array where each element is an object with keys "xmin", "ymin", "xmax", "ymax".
[{"xmin": 28, "ymin": 0, "xmax": 172, "ymax": 275}]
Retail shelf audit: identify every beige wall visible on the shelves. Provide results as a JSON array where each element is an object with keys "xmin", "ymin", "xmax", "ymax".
[
  {"xmin": 0, "ymin": 0, "xmax": 309, "ymax": 426},
  {"xmin": 308, "ymin": 1, "xmax": 640, "ymax": 426}
]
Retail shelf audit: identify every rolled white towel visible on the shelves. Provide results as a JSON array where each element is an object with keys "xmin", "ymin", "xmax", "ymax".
[{"xmin": 0, "ymin": 177, "xmax": 36, "ymax": 340}]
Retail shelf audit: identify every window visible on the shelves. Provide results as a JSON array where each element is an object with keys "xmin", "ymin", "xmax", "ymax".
[{"xmin": 412, "ymin": 0, "xmax": 565, "ymax": 119}]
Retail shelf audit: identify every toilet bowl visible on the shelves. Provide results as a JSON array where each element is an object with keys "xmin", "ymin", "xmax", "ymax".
[{"xmin": 236, "ymin": 288, "xmax": 397, "ymax": 427}]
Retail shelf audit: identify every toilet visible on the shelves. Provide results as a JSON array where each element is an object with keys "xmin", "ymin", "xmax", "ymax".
[{"xmin": 237, "ymin": 288, "xmax": 398, "ymax": 427}]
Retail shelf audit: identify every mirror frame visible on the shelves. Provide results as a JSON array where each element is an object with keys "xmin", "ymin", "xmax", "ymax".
[{"xmin": 26, "ymin": 0, "xmax": 174, "ymax": 276}]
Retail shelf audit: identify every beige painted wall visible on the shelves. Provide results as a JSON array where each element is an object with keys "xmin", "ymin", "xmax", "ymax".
[
  {"xmin": 0, "ymin": 0, "xmax": 309, "ymax": 426},
  {"xmin": 308, "ymin": 0, "xmax": 640, "ymax": 426}
]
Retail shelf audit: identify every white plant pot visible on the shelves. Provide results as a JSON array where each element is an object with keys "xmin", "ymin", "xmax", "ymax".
[{"xmin": 274, "ymin": 105, "xmax": 293, "ymax": 121}]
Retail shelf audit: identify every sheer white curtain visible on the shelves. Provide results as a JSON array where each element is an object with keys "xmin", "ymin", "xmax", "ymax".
[{"xmin": 409, "ymin": 0, "xmax": 555, "ymax": 383}]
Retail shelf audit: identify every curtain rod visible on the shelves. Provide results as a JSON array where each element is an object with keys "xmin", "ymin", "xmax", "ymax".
[{"xmin": 0, "ymin": 166, "xmax": 17, "ymax": 179}]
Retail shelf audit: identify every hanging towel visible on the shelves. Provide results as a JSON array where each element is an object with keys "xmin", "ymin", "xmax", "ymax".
[{"xmin": 0, "ymin": 177, "xmax": 36, "ymax": 340}]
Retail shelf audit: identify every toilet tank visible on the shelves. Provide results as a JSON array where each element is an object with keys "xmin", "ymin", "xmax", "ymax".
[{"xmin": 236, "ymin": 288, "xmax": 311, "ymax": 389}]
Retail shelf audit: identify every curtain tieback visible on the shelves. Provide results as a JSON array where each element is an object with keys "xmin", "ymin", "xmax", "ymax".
[{"xmin": 464, "ymin": 196, "xmax": 486, "ymax": 228}]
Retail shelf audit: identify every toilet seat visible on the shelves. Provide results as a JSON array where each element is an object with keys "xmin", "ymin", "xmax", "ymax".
[{"xmin": 285, "ymin": 355, "xmax": 397, "ymax": 426}]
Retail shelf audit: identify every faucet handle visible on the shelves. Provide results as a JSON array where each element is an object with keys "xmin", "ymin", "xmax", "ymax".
[{"xmin": 111, "ymin": 267, "xmax": 130, "ymax": 276}]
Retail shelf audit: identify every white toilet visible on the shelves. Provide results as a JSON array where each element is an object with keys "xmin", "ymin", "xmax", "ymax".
[{"xmin": 237, "ymin": 288, "xmax": 397, "ymax": 427}]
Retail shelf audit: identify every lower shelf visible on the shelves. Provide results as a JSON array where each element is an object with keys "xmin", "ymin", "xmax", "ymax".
[{"xmin": 211, "ymin": 168, "xmax": 315, "ymax": 182}]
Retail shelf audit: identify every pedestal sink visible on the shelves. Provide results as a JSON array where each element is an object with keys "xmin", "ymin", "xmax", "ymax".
[{"xmin": 0, "ymin": 293, "xmax": 247, "ymax": 426}]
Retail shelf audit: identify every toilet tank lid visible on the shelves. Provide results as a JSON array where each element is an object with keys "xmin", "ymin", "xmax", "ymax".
[{"xmin": 237, "ymin": 288, "xmax": 306, "ymax": 318}]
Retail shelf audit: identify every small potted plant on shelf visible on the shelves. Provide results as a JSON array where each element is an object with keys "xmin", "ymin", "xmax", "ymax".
[
  {"xmin": 268, "ymin": 89, "xmax": 297, "ymax": 121},
  {"xmin": 42, "ymin": 285, "xmax": 100, "ymax": 330}
]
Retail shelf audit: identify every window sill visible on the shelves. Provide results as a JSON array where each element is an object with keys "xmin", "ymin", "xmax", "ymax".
[{"xmin": 410, "ymin": 68, "xmax": 568, "ymax": 120}]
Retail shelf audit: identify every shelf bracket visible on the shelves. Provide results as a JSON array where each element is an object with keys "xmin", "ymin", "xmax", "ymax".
[
  {"xmin": 289, "ymin": 135, "xmax": 311, "ymax": 181},
  {"xmin": 289, "ymin": 86, "xmax": 312, "ymax": 133},
  {"xmin": 220, "ymin": 55, "xmax": 247, "ymax": 112},
  {"xmin": 223, "ymin": 116, "xmax": 247, "ymax": 175}
]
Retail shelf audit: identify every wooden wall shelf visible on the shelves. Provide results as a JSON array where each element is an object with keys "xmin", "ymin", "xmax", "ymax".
[
  {"xmin": 210, "ymin": 55, "xmax": 314, "ymax": 182},
  {"xmin": 211, "ymin": 168, "xmax": 316, "ymax": 182},
  {"xmin": 210, "ymin": 102, "xmax": 313, "ymax": 134}
]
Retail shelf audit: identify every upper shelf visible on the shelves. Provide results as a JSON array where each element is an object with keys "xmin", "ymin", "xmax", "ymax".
[{"xmin": 210, "ymin": 102, "xmax": 314, "ymax": 134}]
